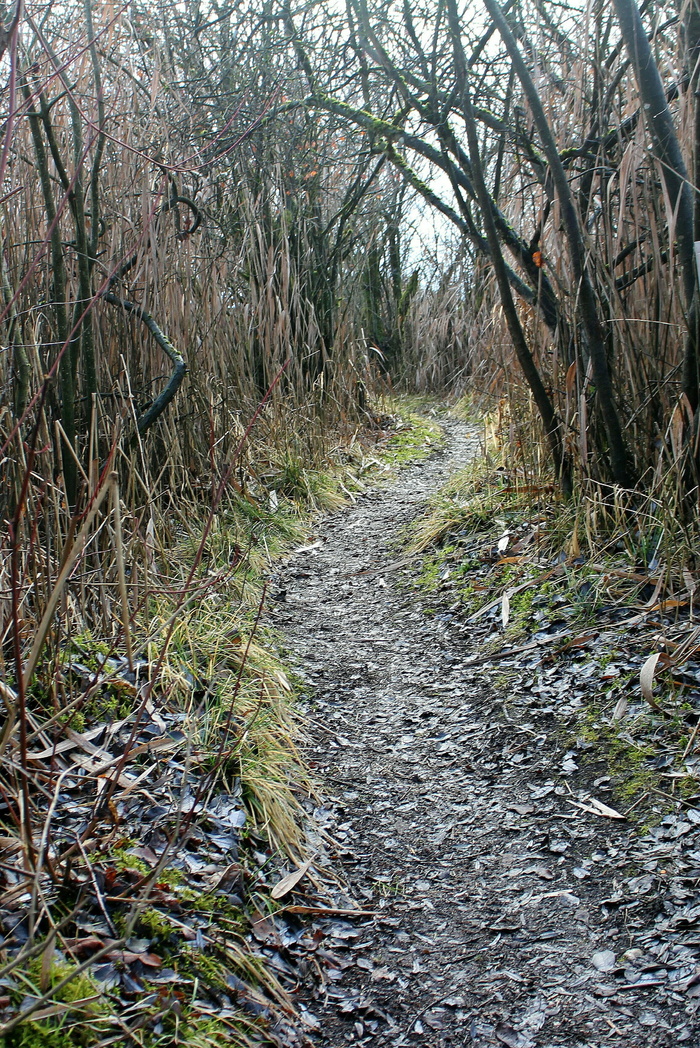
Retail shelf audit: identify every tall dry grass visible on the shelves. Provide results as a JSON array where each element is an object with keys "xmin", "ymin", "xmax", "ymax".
[
  {"xmin": 382, "ymin": 0, "xmax": 698, "ymax": 508},
  {"xmin": 0, "ymin": 0, "xmax": 385, "ymax": 649},
  {"xmin": 0, "ymin": 4, "xmax": 395, "ymax": 1033}
]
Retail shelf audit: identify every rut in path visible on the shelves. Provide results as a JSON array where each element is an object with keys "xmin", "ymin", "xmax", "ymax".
[{"xmin": 270, "ymin": 420, "xmax": 696, "ymax": 1048}]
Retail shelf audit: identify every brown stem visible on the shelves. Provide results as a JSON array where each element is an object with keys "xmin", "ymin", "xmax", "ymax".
[{"xmin": 484, "ymin": 0, "xmax": 632, "ymax": 488}]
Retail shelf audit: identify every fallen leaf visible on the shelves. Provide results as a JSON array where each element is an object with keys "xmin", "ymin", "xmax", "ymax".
[
  {"xmin": 611, "ymin": 696, "xmax": 628, "ymax": 721},
  {"xmin": 495, "ymin": 1023, "xmax": 525, "ymax": 1047},
  {"xmin": 640, "ymin": 652, "xmax": 668, "ymax": 711},
  {"xmin": 270, "ymin": 856, "xmax": 315, "ymax": 900},
  {"xmin": 370, "ymin": 966, "xmax": 395, "ymax": 982},
  {"xmin": 292, "ymin": 540, "xmax": 323, "ymax": 554},
  {"xmin": 250, "ymin": 912, "xmax": 281, "ymax": 945},
  {"xmin": 568, "ymin": 797, "xmax": 625, "ymax": 820},
  {"xmin": 508, "ymin": 802, "xmax": 535, "ymax": 815},
  {"xmin": 591, "ymin": 949, "xmax": 617, "ymax": 972}
]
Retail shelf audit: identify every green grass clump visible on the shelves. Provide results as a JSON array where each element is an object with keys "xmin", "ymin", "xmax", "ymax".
[{"xmin": 409, "ymin": 455, "xmax": 544, "ymax": 554}]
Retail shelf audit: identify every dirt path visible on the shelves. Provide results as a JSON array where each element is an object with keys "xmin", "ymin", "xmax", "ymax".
[{"xmin": 270, "ymin": 421, "xmax": 699, "ymax": 1048}]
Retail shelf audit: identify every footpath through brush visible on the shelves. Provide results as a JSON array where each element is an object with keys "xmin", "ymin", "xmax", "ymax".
[{"xmin": 268, "ymin": 419, "xmax": 699, "ymax": 1048}]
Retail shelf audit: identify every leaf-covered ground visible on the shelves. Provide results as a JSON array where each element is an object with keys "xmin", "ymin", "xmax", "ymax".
[
  {"xmin": 0, "ymin": 405, "xmax": 442, "ymax": 1047},
  {"xmin": 268, "ymin": 418, "xmax": 700, "ymax": 1047}
]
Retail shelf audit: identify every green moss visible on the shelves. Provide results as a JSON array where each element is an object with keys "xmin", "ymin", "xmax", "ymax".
[
  {"xmin": 91, "ymin": 846, "xmax": 183, "ymax": 891},
  {"xmin": 84, "ymin": 686, "xmax": 134, "ymax": 722},
  {"xmin": 677, "ymin": 776, "xmax": 699, "ymax": 798},
  {"xmin": 502, "ymin": 586, "xmax": 537, "ymax": 640},
  {"xmin": 564, "ymin": 708, "xmax": 664, "ymax": 818},
  {"xmin": 177, "ymin": 889, "xmax": 245, "ymax": 928},
  {"xmin": 4, "ymin": 959, "xmax": 109, "ymax": 1048},
  {"xmin": 181, "ymin": 950, "xmax": 230, "ymax": 990},
  {"xmin": 140, "ymin": 1010, "xmax": 252, "ymax": 1048},
  {"xmin": 66, "ymin": 632, "xmax": 112, "ymax": 663},
  {"xmin": 21, "ymin": 961, "xmax": 104, "ymax": 1013},
  {"xmin": 416, "ymin": 547, "xmax": 450, "ymax": 593},
  {"xmin": 493, "ymin": 670, "xmax": 520, "ymax": 689},
  {"xmin": 136, "ymin": 907, "xmax": 177, "ymax": 940},
  {"xmin": 377, "ymin": 407, "xmax": 443, "ymax": 466},
  {"xmin": 5, "ymin": 1023, "xmax": 96, "ymax": 1048}
]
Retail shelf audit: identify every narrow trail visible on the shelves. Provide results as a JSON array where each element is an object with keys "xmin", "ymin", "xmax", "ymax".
[{"xmin": 270, "ymin": 421, "xmax": 697, "ymax": 1048}]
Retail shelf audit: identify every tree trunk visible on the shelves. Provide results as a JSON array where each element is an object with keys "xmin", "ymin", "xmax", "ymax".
[
  {"xmin": 484, "ymin": 0, "xmax": 632, "ymax": 488},
  {"xmin": 446, "ymin": 0, "xmax": 571, "ymax": 494},
  {"xmin": 613, "ymin": 0, "xmax": 698, "ymax": 410}
]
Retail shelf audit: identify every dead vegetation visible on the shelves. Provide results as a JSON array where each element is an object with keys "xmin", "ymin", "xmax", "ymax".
[
  {"xmin": 4, "ymin": 0, "xmax": 700, "ymax": 1042},
  {"xmin": 407, "ymin": 405, "xmax": 700, "ymax": 826}
]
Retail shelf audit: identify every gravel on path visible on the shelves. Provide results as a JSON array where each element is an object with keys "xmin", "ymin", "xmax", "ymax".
[{"xmin": 270, "ymin": 419, "xmax": 700, "ymax": 1048}]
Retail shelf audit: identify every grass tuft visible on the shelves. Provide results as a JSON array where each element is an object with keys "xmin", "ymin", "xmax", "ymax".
[{"xmin": 406, "ymin": 447, "xmax": 700, "ymax": 819}]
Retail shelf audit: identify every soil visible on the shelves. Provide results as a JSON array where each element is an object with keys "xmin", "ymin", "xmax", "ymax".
[{"xmin": 269, "ymin": 419, "xmax": 700, "ymax": 1048}]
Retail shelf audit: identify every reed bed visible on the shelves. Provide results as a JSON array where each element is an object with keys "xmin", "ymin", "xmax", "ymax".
[{"xmin": 3, "ymin": 0, "xmax": 700, "ymax": 1039}]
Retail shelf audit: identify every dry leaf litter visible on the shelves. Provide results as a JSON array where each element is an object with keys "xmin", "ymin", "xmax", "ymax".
[
  {"xmin": 266, "ymin": 419, "xmax": 700, "ymax": 1048},
  {"xmin": 6, "ymin": 417, "xmax": 700, "ymax": 1046}
]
